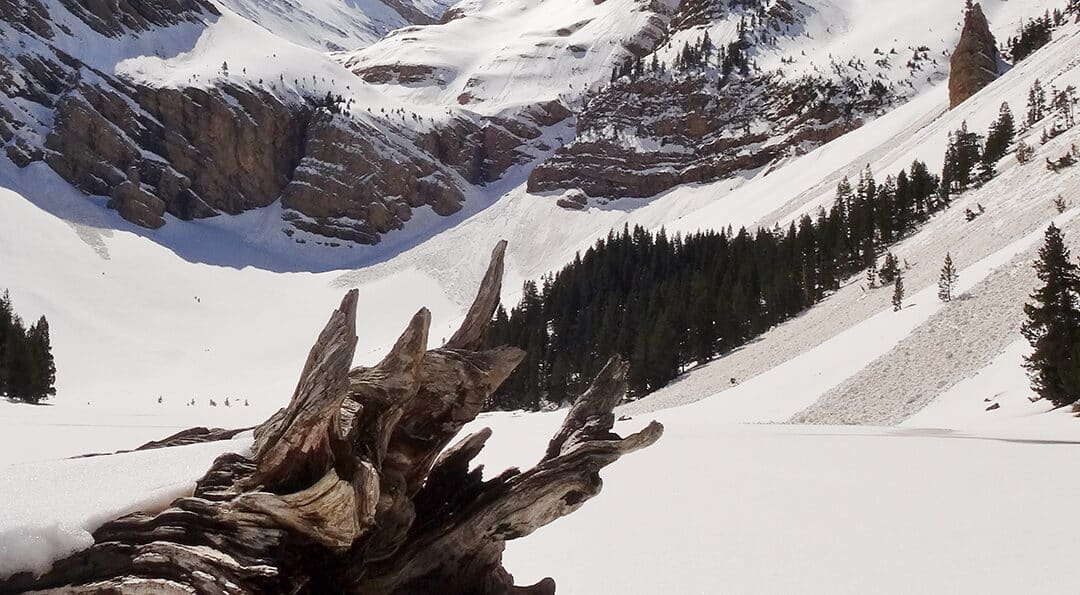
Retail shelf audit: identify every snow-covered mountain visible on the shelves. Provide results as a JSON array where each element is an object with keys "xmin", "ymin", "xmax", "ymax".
[
  {"xmin": 0, "ymin": 0, "xmax": 1062, "ymax": 247},
  {"xmin": 2, "ymin": 0, "xmax": 1080, "ymax": 592}
]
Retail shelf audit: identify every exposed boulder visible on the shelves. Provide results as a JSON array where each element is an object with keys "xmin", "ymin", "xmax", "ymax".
[
  {"xmin": 280, "ymin": 112, "xmax": 466, "ymax": 244},
  {"xmin": 949, "ymin": 2, "xmax": 1001, "ymax": 108}
]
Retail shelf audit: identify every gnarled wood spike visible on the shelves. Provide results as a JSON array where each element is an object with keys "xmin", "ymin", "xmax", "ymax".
[
  {"xmin": 247, "ymin": 289, "xmax": 359, "ymax": 492},
  {"xmin": 355, "ymin": 355, "xmax": 663, "ymax": 595},
  {"xmin": 355, "ymin": 242, "xmax": 522, "ymax": 563},
  {"xmin": 393, "ymin": 345, "xmax": 525, "ymax": 495},
  {"xmin": 445, "ymin": 240, "xmax": 507, "ymax": 351},
  {"xmin": 342, "ymin": 307, "xmax": 431, "ymax": 467},
  {"xmin": 544, "ymin": 355, "xmax": 628, "ymax": 461},
  {"xmin": 359, "ymin": 345, "xmax": 525, "ymax": 563},
  {"xmin": 231, "ymin": 470, "xmax": 361, "ymax": 549}
]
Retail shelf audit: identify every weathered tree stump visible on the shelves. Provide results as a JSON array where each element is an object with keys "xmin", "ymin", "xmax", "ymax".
[{"xmin": 1, "ymin": 241, "xmax": 663, "ymax": 595}]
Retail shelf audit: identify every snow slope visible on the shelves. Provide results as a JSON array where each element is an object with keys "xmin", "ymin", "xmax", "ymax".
[
  {"xmin": 342, "ymin": 0, "xmax": 677, "ymax": 115},
  {"xmin": 495, "ymin": 416, "xmax": 1080, "ymax": 595},
  {"xmin": 0, "ymin": 161, "xmax": 469, "ymax": 410},
  {"xmin": 0, "ymin": 435, "xmax": 253, "ymax": 578},
  {"xmin": 214, "ymin": 0, "xmax": 454, "ymax": 52}
]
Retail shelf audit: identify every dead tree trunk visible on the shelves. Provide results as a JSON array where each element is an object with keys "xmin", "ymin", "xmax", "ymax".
[{"xmin": 1, "ymin": 241, "xmax": 663, "ymax": 595}]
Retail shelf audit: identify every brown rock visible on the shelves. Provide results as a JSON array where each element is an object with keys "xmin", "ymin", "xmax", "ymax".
[
  {"xmin": 528, "ymin": 73, "xmax": 870, "ymax": 199},
  {"xmin": 0, "ymin": 0, "xmax": 553, "ymax": 245},
  {"xmin": 45, "ymin": 82, "xmax": 309, "ymax": 222},
  {"xmin": 58, "ymin": 0, "xmax": 219, "ymax": 37},
  {"xmin": 0, "ymin": 0, "xmax": 53, "ymax": 38},
  {"xmin": 280, "ymin": 112, "xmax": 466, "ymax": 244},
  {"xmin": 949, "ymin": 3, "xmax": 1000, "ymax": 108}
]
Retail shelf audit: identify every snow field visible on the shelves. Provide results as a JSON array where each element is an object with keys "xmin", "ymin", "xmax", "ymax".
[
  {"xmin": 343, "ymin": 0, "xmax": 679, "ymax": 115},
  {"xmin": 0, "ymin": 435, "xmax": 253, "ymax": 578},
  {"xmin": 484, "ymin": 414, "xmax": 1080, "ymax": 595}
]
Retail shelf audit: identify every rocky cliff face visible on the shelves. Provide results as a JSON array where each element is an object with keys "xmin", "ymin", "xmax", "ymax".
[
  {"xmin": 43, "ymin": 82, "xmax": 311, "ymax": 228},
  {"xmin": 529, "ymin": 72, "xmax": 881, "ymax": 199},
  {"xmin": 0, "ymin": 0, "xmax": 547, "ymax": 243},
  {"xmin": 949, "ymin": 3, "xmax": 1000, "ymax": 108},
  {"xmin": 57, "ymin": 0, "xmax": 220, "ymax": 36}
]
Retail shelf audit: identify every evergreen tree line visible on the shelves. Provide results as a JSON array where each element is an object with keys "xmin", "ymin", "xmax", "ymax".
[
  {"xmin": 612, "ymin": 24, "xmax": 751, "ymax": 83},
  {"xmin": 1027, "ymin": 79, "xmax": 1078, "ymax": 145},
  {"xmin": 1008, "ymin": 11, "xmax": 1057, "ymax": 63},
  {"xmin": 941, "ymin": 102, "xmax": 1017, "ymax": 201},
  {"xmin": 1007, "ymin": 2, "xmax": 1079, "ymax": 64},
  {"xmin": 0, "ymin": 290, "xmax": 56, "ymax": 404},
  {"xmin": 486, "ymin": 104, "xmax": 1022, "ymax": 411},
  {"xmin": 611, "ymin": 4, "xmax": 778, "ymax": 84}
]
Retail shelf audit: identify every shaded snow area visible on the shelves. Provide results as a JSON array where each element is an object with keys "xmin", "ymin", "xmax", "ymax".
[{"xmin": 214, "ymin": 0, "xmax": 453, "ymax": 52}]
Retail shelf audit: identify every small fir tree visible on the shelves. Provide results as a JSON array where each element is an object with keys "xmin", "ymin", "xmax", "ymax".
[
  {"xmin": 892, "ymin": 273, "xmax": 905, "ymax": 312},
  {"xmin": 1016, "ymin": 138, "xmax": 1035, "ymax": 164},
  {"xmin": 1027, "ymin": 79, "xmax": 1048, "ymax": 125},
  {"xmin": 938, "ymin": 253, "xmax": 959, "ymax": 302},
  {"xmin": 982, "ymin": 102, "xmax": 1016, "ymax": 165},
  {"xmin": 878, "ymin": 252, "xmax": 900, "ymax": 284}
]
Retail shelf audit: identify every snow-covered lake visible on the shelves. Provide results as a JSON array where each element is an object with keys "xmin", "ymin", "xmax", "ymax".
[{"xmin": 2, "ymin": 400, "xmax": 1078, "ymax": 593}]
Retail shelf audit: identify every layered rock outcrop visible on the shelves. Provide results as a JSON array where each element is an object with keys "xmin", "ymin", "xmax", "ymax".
[
  {"xmin": 57, "ymin": 0, "xmax": 220, "ymax": 36},
  {"xmin": 529, "ymin": 73, "xmax": 884, "ymax": 199},
  {"xmin": 949, "ymin": 3, "xmax": 1000, "ymax": 108},
  {"xmin": 45, "ymin": 82, "xmax": 309, "ymax": 228}
]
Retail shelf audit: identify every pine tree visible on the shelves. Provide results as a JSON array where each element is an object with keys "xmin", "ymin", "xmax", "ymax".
[
  {"xmin": 982, "ymin": 102, "xmax": 1016, "ymax": 165},
  {"xmin": 1016, "ymin": 138, "xmax": 1035, "ymax": 164},
  {"xmin": 892, "ymin": 273, "xmax": 905, "ymax": 312},
  {"xmin": 0, "ymin": 290, "xmax": 50, "ymax": 402},
  {"xmin": 1027, "ymin": 79, "xmax": 1048, "ymax": 126},
  {"xmin": 3, "ymin": 313, "xmax": 32, "ymax": 401},
  {"xmin": 943, "ymin": 121, "xmax": 982, "ymax": 195},
  {"xmin": 0, "ymin": 290, "xmax": 11, "ymax": 394},
  {"xmin": 26, "ymin": 316, "xmax": 56, "ymax": 403},
  {"xmin": 878, "ymin": 252, "xmax": 900, "ymax": 284},
  {"xmin": 908, "ymin": 159, "xmax": 939, "ymax": 219},
  {"xmin": 866, "ymin": 259, "xmax": 878, "ymax": 289},
  {"xmin": 1021, "ymin": 223, "xmax": 1080, "ymax": 407},
  {"xmin": 938, "ymin": 253, "xmax": 959, "ymax": 302}
]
